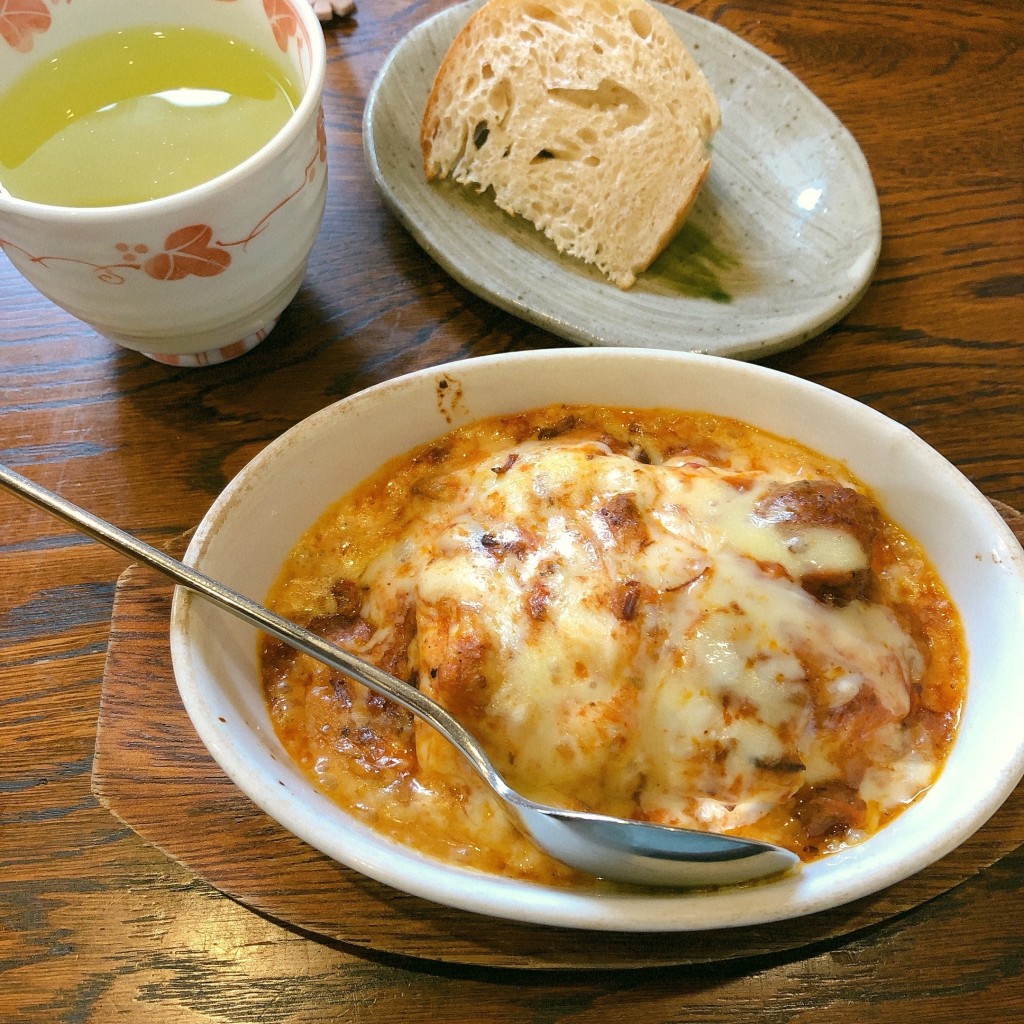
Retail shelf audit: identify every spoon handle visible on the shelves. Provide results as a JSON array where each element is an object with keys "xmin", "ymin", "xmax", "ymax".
[{"xmin": 0, "ymin": 463, "xmax": 503, "ymax": 791}]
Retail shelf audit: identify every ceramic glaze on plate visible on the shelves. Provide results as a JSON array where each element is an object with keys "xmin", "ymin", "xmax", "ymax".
[
  {"xmin": 171, "ymin": 349, "xmax": 1024, "ymax": 932},
  {"xmin": 362, "ymin": 0, "xmax": 881, "ymax": 359}
]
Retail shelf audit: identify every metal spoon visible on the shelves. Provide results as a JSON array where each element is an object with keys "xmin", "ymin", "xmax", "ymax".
[{"xmin": 1, "ymin": 463, "xmax": 799, "ymax": 887}]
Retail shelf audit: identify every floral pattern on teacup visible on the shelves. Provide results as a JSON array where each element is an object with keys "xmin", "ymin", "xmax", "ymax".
[
  {"xmin": 264, "ymin": 0, "xmax": 316, "ymax": 80},
  {"xmin": 0, "ymin": 0, "xmax": 51, "ymax": 53},
  {"xmin": 143, "ymin": 225, "xmax": 233, "ymax": 281},
  {"xmin": 265, "ymin": 0, "xmax": 303, "ymax": 51},
  {"xmin": 0, "ymin": 0, "xmax": 314, "ymax": 55}
]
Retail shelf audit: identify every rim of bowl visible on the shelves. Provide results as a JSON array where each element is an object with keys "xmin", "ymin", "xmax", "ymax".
[
  {"xmin": 0, "ymin": 0, "xmax": 326, "ymax": 221},
  {"xmin": 170, "ymin": 347, "xmax": 1024, "ymax": 930}
]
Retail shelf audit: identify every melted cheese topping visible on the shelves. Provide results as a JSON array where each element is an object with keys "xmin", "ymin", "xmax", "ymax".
[{"xmin": 262, "ymin": 406, "xmax": 966, "ymax": 885}]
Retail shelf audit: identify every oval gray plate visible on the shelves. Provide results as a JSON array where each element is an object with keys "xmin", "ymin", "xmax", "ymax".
[{"xmin": 362, "ymin": 0, "xmax": 881, "ymax": 359}]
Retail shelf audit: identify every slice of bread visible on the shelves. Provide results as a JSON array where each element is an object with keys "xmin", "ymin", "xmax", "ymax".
[{"xmin": 421, "ymin": 0, "xmax": 720, "ymax": 289}]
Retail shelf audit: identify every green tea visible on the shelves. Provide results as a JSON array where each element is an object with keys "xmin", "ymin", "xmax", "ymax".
[{"xmin": 0, "ymin": 26, "xmax": 300, "ymax": 207}]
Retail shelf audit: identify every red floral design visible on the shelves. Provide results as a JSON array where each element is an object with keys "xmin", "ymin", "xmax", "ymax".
[
  {"xmin": 143, "ymin": 225, "xmax": 232, "ymax": 281},
  {"xmin": 0, "ymin": 0, "xmax": 51, "ymax": 53},
  {"xmin": 315, "ymin": 105, "xmax": 327, "ymax": 164},
  {"xmin": 263, "ymin": 0, "xmax": 300, "ymax": 52}
]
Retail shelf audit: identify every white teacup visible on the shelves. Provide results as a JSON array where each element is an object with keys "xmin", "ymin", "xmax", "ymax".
[{"xmin": 0, "ymin": 0, "xmax": 327, "ymax": 366}]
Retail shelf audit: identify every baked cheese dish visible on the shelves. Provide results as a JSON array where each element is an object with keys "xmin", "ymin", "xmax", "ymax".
[{"xmin": 261, "ymin": 405, "xmax": 966, "ymax": 886}]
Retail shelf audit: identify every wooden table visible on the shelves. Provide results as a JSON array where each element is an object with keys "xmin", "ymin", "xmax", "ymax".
[{"xmin": 2, "ymin": 1, "xmax": 1021, "ymax": 1020}]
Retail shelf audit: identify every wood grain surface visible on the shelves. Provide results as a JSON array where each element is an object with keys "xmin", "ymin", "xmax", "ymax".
[{"xmin": 2, "ymin": 1, "xmax": 1022, "ymax": 1021}]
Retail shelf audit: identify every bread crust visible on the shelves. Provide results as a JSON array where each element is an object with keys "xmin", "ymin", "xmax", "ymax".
[{"xmin": 421, "ymin": 0, "xmax": 720, "ymax": 289}]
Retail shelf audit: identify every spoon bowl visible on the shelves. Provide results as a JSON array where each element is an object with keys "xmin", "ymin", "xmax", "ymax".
[{"xmin": 0, "ymin": 461, "xmax": 798, "ymax": 888}]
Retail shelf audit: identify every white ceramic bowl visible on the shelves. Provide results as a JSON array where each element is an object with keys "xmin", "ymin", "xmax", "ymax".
[
  {"xmin": 0, "ymin": 0, "xmax": 326, "ymax": 366},
  {"xmin": 170, "ymin": 349, "xmax": 1024, "ymax": 930}
]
